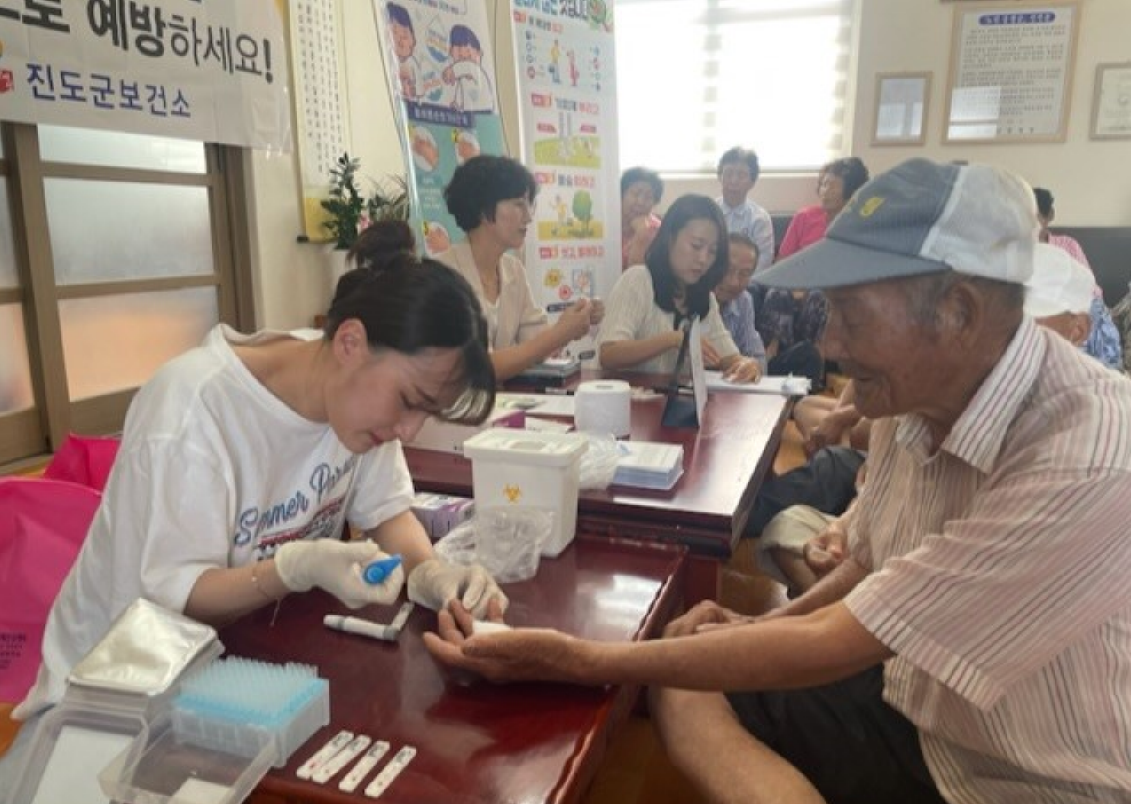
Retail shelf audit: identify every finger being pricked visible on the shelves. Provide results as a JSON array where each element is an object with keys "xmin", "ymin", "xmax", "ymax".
[
  {"xmin": 424, "ymin": 604, "xmax": 583, "ymax": 685},
  {"xmin": 423, "ymin": 607, "xmax": 507, "ymax": 682}
]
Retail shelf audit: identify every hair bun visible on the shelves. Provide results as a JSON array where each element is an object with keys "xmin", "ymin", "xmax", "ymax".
[{"xmin": 347, "ymin": 220, "xmax": 416, "ymax": 271}]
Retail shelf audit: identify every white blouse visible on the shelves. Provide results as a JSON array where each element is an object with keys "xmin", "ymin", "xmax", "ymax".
[{"xmin": 597, "ymin": 265, "xmax": 738, "ymax": 374}]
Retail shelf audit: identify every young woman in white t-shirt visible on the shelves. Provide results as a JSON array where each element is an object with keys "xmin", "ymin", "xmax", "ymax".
[
  {"xmin": 597, "ymin": 193, "xmax": 762, "ymax": 381},
  {"xmin": 1, "ymin": 225, "xmax": 507, "ymax": 784},
  {"xmin": 437, "ymin": 155, "xmax": 603, "ymax": 379}
]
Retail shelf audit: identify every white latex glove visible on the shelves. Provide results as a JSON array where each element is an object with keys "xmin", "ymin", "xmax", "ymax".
[
  {"xmin": 407, "ymin": 558, "xmax": 509, "ymax": 619},
  {"xmin": 274, "ymin": 540, "xmax": 405, "ymax": 609}
]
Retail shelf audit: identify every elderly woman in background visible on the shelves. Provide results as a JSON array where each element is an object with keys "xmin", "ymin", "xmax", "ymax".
[
  {"xmin": 620, "ymin": 166, "xmax": 664, "ymax": 270},
  {"xmin": 778, "ymin": 157, "xmax": 870, "ymax": 259}
]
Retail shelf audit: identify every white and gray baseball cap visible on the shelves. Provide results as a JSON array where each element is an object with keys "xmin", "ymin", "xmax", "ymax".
[{"xmin": 758, "ymin": 158, "xmax": 1039, "ymax": 289}]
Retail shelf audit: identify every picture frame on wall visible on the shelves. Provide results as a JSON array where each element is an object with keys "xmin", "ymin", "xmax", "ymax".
[
  {"xmin": 943, "ymin": 2, "xmax": 1080, "ymax": 144},
  {"xmin": 872, "ymin": 72, "xmax": 931, "ymax": 145},
  {"xmin": 1090, "ymin": 62, "xmax": 1131, "ymax": 140}
]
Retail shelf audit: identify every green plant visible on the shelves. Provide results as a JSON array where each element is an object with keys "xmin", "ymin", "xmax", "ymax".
[{"xmin": 321, "ymin": 153, "xmax": 410, "ymax": 250}]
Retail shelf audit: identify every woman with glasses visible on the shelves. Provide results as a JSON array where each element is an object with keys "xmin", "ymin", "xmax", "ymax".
[{"xmin": 438, "ymin": 155, "xmax": 603, "ymax": 380}]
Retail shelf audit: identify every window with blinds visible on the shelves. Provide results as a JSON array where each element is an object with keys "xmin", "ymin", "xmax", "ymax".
[{"xmin": 614, "ymin": 0, "xmax": 855, "ymax": 173}]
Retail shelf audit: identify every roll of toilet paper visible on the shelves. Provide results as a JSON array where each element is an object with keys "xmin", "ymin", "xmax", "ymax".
[{"xmin": 574, "ymin": 380, "xmax": 631, "ymax": 437}]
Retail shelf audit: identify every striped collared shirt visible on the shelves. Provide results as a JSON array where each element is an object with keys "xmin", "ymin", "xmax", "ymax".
[
  {"xmin": 844, "ymin": 316, "xmax": 1131, "ymax": 803},
  {"xmin": 716, "ymin": 196, "xmax": 775, "ymax": 272}
]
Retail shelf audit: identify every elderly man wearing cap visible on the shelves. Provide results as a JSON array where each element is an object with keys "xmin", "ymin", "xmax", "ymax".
[{"xmin": 426, "ymin": 159, "xmax": 1131, "ymax": 804}]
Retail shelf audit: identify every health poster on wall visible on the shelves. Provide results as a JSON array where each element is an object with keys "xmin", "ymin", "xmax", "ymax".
[
  {"xmin": 944, "ymin": 4, "xmax": 1079, "ymax": 143},
  {"xmin": 373, "ymin": 0, "xmax": 507, "ymax": 256},
  {"xmin": 511, "ymin": 0, "xmax": 618, "ymax": 334}
]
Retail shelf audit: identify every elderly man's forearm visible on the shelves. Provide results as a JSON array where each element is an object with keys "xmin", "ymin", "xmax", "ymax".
[{"xmin": 584, "ymin": 602, "xmax": 889, "ymax": 691}]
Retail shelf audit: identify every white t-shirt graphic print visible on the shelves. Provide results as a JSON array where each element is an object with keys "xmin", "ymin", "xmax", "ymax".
[{"xmin": 16, "ymin": 325, "xmax": 413, "ymax": 717}]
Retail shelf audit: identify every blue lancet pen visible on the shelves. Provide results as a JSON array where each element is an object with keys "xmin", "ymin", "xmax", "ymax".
[{"xmin": 363, "ymin": 554, "xmax": 402, "ymax": 585}]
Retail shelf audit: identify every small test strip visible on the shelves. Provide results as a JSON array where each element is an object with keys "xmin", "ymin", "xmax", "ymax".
[
  {"xmin": 296, "ymin": 729, "xmax": 354, "ymax": 780},
  {"xmin": 364, "ymin": 745, "xmax": 417, "ymax": 798},
  {"xmin": 312, "ymin": 734, "xmax": 373, "ymax": 783},
  {"xmin": 339, "ymin": 740, "xmax": 391, "ymax": 793},
  {"xmin": 389, "ymin": 601, "xmax": 415, "ymax": 632}
]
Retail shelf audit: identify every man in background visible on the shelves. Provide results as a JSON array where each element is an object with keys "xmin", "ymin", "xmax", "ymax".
[
  {"xmin": 716, "ymin": 233, "xmax": 767, "ymax": 367},
  {"xmin": 715, "ymin": 146, "xmax": 774, "ymax": 273}
]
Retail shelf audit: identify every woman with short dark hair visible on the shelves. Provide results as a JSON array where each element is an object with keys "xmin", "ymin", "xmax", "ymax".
[{"xmin": 438, "ymin": 155, "xmax": 603, "ymax": 380}]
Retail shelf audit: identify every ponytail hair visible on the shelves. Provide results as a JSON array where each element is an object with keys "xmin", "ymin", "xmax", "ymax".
[{"xmin": 324, "ymin": 233, "xmax": 495, "ymax": 424}]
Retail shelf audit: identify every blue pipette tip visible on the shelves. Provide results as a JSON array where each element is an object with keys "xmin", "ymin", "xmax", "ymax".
[{"xmin": 363, "ymin": 554, "xmax": 403, "ymax": 585}]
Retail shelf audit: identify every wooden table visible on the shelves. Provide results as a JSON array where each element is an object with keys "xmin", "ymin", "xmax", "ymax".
[
  {"xmin": 406, "ymin": 371, "xmax": 791, "ymax": 602},
  {"xmin": 225, "ymin": 536, "xmax": 686, "ymax": 804}
]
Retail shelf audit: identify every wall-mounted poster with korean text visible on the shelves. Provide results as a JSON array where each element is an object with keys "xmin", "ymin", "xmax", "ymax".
[
  {"xmin": 511, "ymin": 0, "xmax": 618, "ymax": 332},
  {"xmin": 373, "ymin": 0, "xmax": 507, "ymax": 256},
  {"xmin": 0, "ymin": 0, "xmax": 289, "ymax": 150},
  {"xmin": 290, "ymin": 0, "xmax": 351, "ymax": 241}
]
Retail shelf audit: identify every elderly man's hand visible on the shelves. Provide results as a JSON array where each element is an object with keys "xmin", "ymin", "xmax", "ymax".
[
  {"xmin": 804, "ymin": 525, "xmax": 848, "ymax": 578},
  {"xmin": 804, "ymin": 411, "xmax": 855, "ymax": 457},
  {"xmin": 664, "ymin": 600, "xmax": 752, "ymax": 638},
  {"xmin": 423, "ymin": 602, "xmax": 588, "ymax": 684}
]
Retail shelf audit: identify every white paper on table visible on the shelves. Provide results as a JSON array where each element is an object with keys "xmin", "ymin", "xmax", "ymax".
[
  {"xmin": 616, "ymin": 441, "xmax": 683, "ymax": 473},
  {"xmin": 704, "ymin": 371, "xmax": 810, "ymax": 396},
  {"xmin": 524, "ymin": 416, "xmax": 573, "ymax": 433},
  {"xmin": 496, "ymin": 393, "xmax": 576, "ymax": 417}
]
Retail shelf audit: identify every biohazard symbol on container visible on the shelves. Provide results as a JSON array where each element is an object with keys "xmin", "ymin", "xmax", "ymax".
[{"xmin": 503, "ymin": 484, "xmax": 522, "ymax": 503}]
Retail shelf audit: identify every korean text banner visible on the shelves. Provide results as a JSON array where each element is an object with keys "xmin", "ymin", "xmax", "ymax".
[
  {"xmin": 512, "ymin": 0, "xmax": 618, "ymax": 321},
  {"xmin": 373, "ymin": 0, "xmax": 506, "ymax": 256},
  {"xmin": 0, "ymin": 0, "xmax": 290, "ymax": 151}
]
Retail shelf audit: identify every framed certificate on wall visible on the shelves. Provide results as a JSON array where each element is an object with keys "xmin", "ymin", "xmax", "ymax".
[
  {"xmin": 873, "ymin": 72, "xmax": 932, "ymax": 145},
  {"xmin": 1091, "ymin": 63, "xmax": 1131, "ymax": 140},
  {"xmin": 944, "ymin": 3, "xmax": 1079, "ymax": 144}
]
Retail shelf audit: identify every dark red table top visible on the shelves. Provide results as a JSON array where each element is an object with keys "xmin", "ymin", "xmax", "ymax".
[
  {"xmin": 406, "ymin": 371, "xmax": 790, "ymax": 556},
  {"xmin": 223, "ymin": 536, "xmax": 687, "ymax": 804}
]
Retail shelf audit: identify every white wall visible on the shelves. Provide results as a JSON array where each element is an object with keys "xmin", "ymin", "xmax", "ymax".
[
  {"xmin": 247, "ymin": 0, "xmax": 1131, "ymax": 330},
  {"xmin": 851, "ymin": 0, "xmax": 1131, "ymax": 227}
]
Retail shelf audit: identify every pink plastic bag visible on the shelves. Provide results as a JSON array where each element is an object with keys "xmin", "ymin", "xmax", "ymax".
[
  {"xmin": 0, "ymin": 477, "xmax": 100, "ymax": 702},
  {"xmin": 42, "ymin": 433, "xmax": 120, "ymax": 492}
]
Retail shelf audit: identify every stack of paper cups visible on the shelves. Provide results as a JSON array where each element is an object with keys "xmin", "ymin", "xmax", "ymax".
[{"xmin": 574, "ymin": 380, "xmax": 632, "ymax": 437}]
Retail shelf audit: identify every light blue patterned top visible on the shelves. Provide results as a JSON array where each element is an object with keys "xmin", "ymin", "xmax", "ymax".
[{"xmin": 1085, "ymin": 297, "xmax": 1124, "ymax": 370}]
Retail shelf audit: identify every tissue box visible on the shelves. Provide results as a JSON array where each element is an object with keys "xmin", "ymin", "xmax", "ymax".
[
  {"xmin": 412, "ymin": 492, "xmax": 475, "ymax": 540},
  {"xmin": 462, "ymin": 430, "xmax": 587, "ymax": 557}
]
